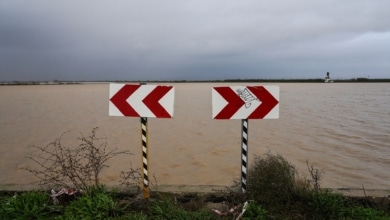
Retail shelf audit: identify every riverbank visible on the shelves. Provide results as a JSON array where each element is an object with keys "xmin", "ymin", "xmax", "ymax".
[
  {"xmin": 1, "ymin": 186, "xmax": 389, "ymax": 219},
  {"xmin": 155, "ymin": 185, "xmax": 390, "ymax": 198},
  {"xmin": 1, "ymin": 184, "xmax": 389, "ymax": 198}
]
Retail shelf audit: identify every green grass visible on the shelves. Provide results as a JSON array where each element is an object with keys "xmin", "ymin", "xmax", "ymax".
[
  {"xmin": 0, "ymin": 188, "xmax": 388, "ymax": 220},
  {"xmin": 59, "ymin": 192, "xmax": 127, "ymax": 219},
  {"xmin": 0, "ymin": 191, "xmax": 61, "ymax": 220},
  {"xmin": 150, "ymin": 198, "xmax": 216, "ymax": 220}
]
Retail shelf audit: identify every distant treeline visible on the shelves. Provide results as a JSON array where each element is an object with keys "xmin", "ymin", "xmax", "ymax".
[
  {"xmin": 1, "ymin": 78, "xmax": 390, "ymax": 85},
  {"xmin": 223, "ymin": 78, "xmax": 390, "ymax": 83},
  {"xmin": 0, "ymin": 81, "xmax": 83, "ymax": 85}
]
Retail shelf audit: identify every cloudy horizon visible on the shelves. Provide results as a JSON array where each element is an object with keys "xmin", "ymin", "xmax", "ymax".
[{"xmin": 1, "ymin": 1, "xmax": 389, "ymax": 81}]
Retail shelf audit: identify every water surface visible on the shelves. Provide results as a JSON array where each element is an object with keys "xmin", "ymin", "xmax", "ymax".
[{"xmin": 0, "ymin": 83, "xmax": 389, "ymax": 190}]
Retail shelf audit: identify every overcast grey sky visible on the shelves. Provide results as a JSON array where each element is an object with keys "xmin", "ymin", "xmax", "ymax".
[{"xmin": 1, "ymin": 0, "xmax": 389, "ymax": 81}]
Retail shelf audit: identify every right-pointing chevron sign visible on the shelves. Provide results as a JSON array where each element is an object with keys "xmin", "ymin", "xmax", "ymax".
[{"xmin": 212, "ymin": 85, "xmax": 279, "ymax": 119}]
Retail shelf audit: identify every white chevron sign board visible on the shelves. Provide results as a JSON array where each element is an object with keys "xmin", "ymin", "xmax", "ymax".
[
  {"xmin": 109, "ymin": 84, "xmax": 174, "ymax": 118},
  {"xmin": 212, "ymin": 85, "xmax": 279, "ymax": 119}
]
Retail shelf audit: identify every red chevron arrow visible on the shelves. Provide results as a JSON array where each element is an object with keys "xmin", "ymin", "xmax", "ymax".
[
  {"xmin": 247, "ymin": 86, "xmax": 279, "ymax": 119},
  {"xmin": 110, "ymin": 84, "xmax": 140, "ymax": 117},
  {"xmin": 214, "ymin": 87, "xmax": 245, "ymax": 119},
  {"xmin": 143, "ymin": 86, "xmax": 173, "ymax": 118}
]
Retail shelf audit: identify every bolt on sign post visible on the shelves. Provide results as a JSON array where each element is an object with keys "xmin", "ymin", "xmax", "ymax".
[
  {"xmin": 109, "ymin": 83, "xmax": 175, "ymax": 199},
  {"xmin": 212, "ymin": 85, "xmax": 279, "ymax": 192}
]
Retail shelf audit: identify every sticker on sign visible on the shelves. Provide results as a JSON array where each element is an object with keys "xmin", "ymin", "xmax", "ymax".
[{"xmin": 212, "ymin": 85, "xmax": 279, "ymax": 119}]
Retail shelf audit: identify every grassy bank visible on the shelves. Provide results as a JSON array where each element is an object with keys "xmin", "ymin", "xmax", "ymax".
[{"xmin": 1, "ymin": 185, "xmax": 389, "ymax": 219}]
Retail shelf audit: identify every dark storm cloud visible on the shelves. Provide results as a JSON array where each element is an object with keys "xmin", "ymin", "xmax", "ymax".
[{"xmin": 1, "ymin": 0, "xmax": 390, "ymax": 81}]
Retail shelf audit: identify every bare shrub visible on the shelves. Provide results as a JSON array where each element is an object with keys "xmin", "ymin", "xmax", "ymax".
[
  {"xmin": 21, "ymin": 127, "xmax": 135, "ymax": 190},
  {"xmin": 306, "ymin": 160, "xmax": 324, "ymax": 193},
  {"xmin": 118, "ymin": 164, "xmax": 143, "ymax": 192}
]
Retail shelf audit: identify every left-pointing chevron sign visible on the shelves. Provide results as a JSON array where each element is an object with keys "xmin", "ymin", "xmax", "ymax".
[
  {"xmin": 109, "ymin": 84, "xmax": 174, "ymax": 118},
  {"xmin": 212, "ymin": 85, "xmax": 279, "ymax": 119}
]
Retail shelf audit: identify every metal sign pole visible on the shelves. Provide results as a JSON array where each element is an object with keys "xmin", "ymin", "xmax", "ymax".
[
  {"xmin": 140, "ymin": 117, "xmax": 150, "ymax": 199},
  {"xmin": 241, "ymin": 119, "xmax": 248, "ymax": 193}
]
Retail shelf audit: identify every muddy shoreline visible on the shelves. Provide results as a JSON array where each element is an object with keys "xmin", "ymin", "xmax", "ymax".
[{"xmin": 1, "ymin": 184, "xmax": 389, "ymax": 198}]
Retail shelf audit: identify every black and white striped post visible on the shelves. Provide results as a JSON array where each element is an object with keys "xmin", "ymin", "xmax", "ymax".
[
  {"xmin": 241, "ymin": 119, "xmax": 249, "ymax": 193},
  {"xmin": 140, "ymin": 117, "xmax": 150, "ymax": 199}
]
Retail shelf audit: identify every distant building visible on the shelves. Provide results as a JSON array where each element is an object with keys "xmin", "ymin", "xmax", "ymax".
[{"xmin": 324, "ymin": 72, "xmax": 334, "ymax": 83}]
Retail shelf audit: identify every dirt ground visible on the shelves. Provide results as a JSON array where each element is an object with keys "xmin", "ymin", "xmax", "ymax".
[{"xmin": 155, "ymin": 184, "xmax": 390, "ymax": 197}]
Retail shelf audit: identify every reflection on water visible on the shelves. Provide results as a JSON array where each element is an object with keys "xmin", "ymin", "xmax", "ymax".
[{"xmin": 0, "ymin": 83, "xmax": 389, "ymax": 190}]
